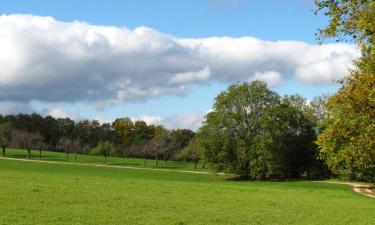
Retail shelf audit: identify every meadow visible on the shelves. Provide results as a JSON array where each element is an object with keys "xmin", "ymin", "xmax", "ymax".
[
  {"xmin": 0, "ymin": 150, "xmax": 374, "ymax": 225},
  {"xmin": 2, "ymin": 148, "xmax": 208, "ymax": 172}
]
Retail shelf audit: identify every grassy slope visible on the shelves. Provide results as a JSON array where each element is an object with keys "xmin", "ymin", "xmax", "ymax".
[
  {"xmin": 3, "ymin": 148, "xmax": 208, "ymax": 171},
  {"xmin": 0, "ymin": 158, "xmax": 374, "ymax": 225}
]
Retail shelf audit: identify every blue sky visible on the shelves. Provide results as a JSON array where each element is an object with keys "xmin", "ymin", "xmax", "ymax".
[{"xmin": 0, "ymin": 0, "xmax": 357, "ymax": 129}]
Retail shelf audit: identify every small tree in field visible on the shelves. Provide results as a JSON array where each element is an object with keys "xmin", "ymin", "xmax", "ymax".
[
  {"xmin": 148, "ymin": 125, "xmax": 168, "ymax": 166},
  {"xmin": 174, "ymin": 136, "xmax": 204, "ymax": 169},
  {"xmin": 0, "ymin": 122, "xmax": 12, "ymax": 156},
  {"xmin": 12, "ymin": 129, "xmax": 43, "ymax": 159},
  {"xmin": 61, "ymin": 137, "xmax": 80, "ymax": 160},
  {"xmin": 90, "ymin": 141, "xmax": 113, "ymax": 163}
]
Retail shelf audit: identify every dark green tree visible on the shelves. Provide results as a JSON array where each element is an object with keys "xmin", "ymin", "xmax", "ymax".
[
  {"xmin": 200, "ymin": 81, "xmax": 319, "ymax": 179},
  {"xmin": 0, "ymin": 122, "xmax": 12, "ymax": 156}
]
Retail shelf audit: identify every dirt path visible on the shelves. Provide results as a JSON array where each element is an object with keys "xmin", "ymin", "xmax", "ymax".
[
  {"xmin": 0, "ymin": 156, "xmax": 226, "ymax": 175},
  {"xmin": 317, "ymin": 180, "xmax": 375, "ymax": 199}
]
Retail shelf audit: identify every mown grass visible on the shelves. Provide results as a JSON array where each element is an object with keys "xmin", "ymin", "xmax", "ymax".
[
  {"xmin": 2, "ymin": 148, "xmax": 208, "ymax": 171},
  {"xmin": 0, "ymin": 157, "xmax": 374, "ymax": 225}
]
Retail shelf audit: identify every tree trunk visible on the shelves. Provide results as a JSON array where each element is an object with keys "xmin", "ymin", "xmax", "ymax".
[
  {"xmin": 27, "ymin": 148, "xmax": 31, "ymax": 159},
  {"xmin": 104, "ymin": 154, "xmax": 107, "ymax": 163},
  {"xmin": 39, "ymin": 149, "xmax": 42, "ymax": 159},
  {"xmin": 2, "ymin": 146, "xmax": 5, "ymax": 157},
  {"xmin": 74, "ymin": 152, "xmax": 77, "ymax": 161},
  {"xmin": 66, "ymin": 151, "xmax": 69, "ymax": 160},
  {"xmin": 155, "ymin": 155, "xmax": 159, "ymax": 166},
  {"xmin": 194, "ymin": 159, "xmax": 199, "ymax": 169},
  {"xmin": 143, "ymin": 157, "xmax": 147, "ymax": 167},
  {"xmin": 202, "ymin": 160, "xmax": 206, "ymax": 169}
]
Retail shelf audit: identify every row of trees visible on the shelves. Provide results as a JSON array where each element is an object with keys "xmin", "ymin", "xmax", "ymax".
[{"xmin": 0, "ymin": 114, "xmax": 195, "ymax": 164}]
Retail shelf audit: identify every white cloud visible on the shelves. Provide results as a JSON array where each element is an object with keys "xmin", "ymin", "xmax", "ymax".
[
  {"xmin": 0, "ymin": 14, "xmax": 360, "ymax": 109},
  {"xmin": 48, "ymin": 107, "xmax": 79, "ymax": 120},
  {"xmin": 164, "ymin": 112, "xmax": 204, "ymax": 131},
  {"xmin": 131, "ymin": 115, "xmax": 163, "ymax": 125},
  {"xmin": 250, "ymin": 70, "xmax": 283, "ymax": 87},
  {"xmin": 169, "ymin": 66, "xmax": 211, "ymax": 85}
]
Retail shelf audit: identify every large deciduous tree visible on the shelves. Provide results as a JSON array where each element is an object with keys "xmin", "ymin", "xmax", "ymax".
[
  {"xmin": 315, "ymin": 0, "xmax": 375, "ymax": 182},
  {"xmin": 199, "ymin": 81, "xmax": 319, "ymax": 179}
]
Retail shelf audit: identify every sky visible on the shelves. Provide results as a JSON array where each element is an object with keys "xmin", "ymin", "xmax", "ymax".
[{"xmin": 0, "ymin": 0, "xmax": 359, "ymax": 130}]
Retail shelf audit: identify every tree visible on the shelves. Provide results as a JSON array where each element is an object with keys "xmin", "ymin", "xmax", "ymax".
[
  {"xmin": 40, "ymin": 116, "xmax": 61, "ymax": 151},
  {"xmin": 169, "ymin": 129, "xmax": 195, "ymax": 159},
  {"xmin": 61, "ymin": 137, "xmax": 80, "ymax": 160},
  {"xmin": 12, "ymin": 129, "xmax": 43, "ymax": 159},
  {"xmin": 200, "ymin": 81, "xmax": 320, "ymax": 179},
  {"xmin": 260, "ymin": 96, "xmax": 318, "ymax": 179},
  {"xmin": 0, "ymin": 122, "xmax": 12, "ymax": 156},
  {"xmin": 148, "ymin": 125, "xmax": 168, "ymax": 166},
  {"xmin": 112, "ymin": 118, "xmax": 134, "ymax": 157},
  {"xmin": 175, "ymin": 136, "xmax": 205, "ymax": 169},
  {"xmin": 315, "ymin": 0, "xmax": 375, "ymax": 182},
  {"xmin": 315, "ymin": 0, "xmax": 375, "ymax": 52},
  {"xmin": 90, "ymin": 141, "xmax": 113, "ymax": 163},
  {"xmin": 199, "ymin": 81, "xmax": 279, "ymax": 179}
]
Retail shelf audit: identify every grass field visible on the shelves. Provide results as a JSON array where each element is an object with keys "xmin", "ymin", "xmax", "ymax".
[
  {"xmin": 0, "ymin": 152, "xmax": 374, "ymax": 225},
  {"xmin": 2, "ymin": 148, "xmax": 209, "ymax": 172}
]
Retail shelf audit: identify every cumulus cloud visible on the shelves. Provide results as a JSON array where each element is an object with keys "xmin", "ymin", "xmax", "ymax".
[
  {"xmin": 131, "ymin": 113, "xmax": 202, "ymax": 131},
  {"xmin": 0, "ymin": 14, "xmax": 359, "ymax": 107},
  {"xmin": 169, "ymin": 66, "xmax": 211, "ymax": 85},
  {"xmin": 131, "ymin": 115, "xmax": 163, "ymax": 125},
  {"xmin": 48, "ymin": 107, "xmax": 81, "ymax": 120},
  {"xmin": 250, "ymin": 71, "xmax": 283, "ymax": 87},
  {"xmin": 164, "ymin": 112, "xmax": 204, "ymax": 131}
]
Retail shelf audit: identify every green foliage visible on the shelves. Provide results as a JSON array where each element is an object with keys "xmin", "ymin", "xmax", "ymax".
[
  {"xmin": 0, "ymin": 114, "xmax": 194, "ymax": 161},
  {"xmin": 315, "ymin": 0, "xmax": 375, "ymax": 53},
  {"xmin": 174, "ymin": 136, "xmax": 205, "ymax": 168},
  {"xmin": 199, "ymin": 81, "xmax": 320, "ymax": 179},
  {"xmin": 315, "ymin": 0, "xmax": 375, "ymax": 182},
  {"xmin": 90, "ymin": 141, "xmax": 113, "ymax": 162},
  {"xmin": 317, "ymin": 59, "xmax": 375, "ymax": 182}
]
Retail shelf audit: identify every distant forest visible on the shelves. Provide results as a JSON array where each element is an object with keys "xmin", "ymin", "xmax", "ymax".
[{"xmin": 0, "ymin": 114, "xmax": 195, "ymax": 164}]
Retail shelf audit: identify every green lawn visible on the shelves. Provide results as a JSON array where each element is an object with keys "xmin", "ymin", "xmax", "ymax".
[
  {"xmin": 2, "ymin": 148, "xmax": 209, "ymax": 172},
  {"xmin": 0, "ymin": 157, "xmax": 374, "ymax": 225}
]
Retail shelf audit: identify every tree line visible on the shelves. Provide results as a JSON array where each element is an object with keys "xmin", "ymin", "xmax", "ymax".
[
  {"xmin": 0, "ymin": 114, "xmax": 195, "ymax": 165},
  {"xmin": 0, "ymin": 0, "xmax": 373, "ymax": 182}
]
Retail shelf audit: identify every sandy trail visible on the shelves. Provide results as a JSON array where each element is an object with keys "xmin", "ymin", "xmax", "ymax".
[{"xmin": 317, "ymin": 180, "xmax": 375, "ymax": 199}]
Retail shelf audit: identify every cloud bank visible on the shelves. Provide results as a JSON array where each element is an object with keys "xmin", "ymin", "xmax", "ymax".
[{"xmin": 0, "ymin": 14, "xmax": 359, "ymax": 107}]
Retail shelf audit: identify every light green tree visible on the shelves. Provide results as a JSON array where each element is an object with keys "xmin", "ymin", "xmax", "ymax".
[
  {"xmin": 90, "ymin": 141, "xmax": 114, "ymax": 163},
  {"xmin": 175, "ymin": 136, "xmax": 204, "ymax": 169},
  {"xmin": 315, "ymin": 0, "xmax": 375, "ymax": 181}
]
